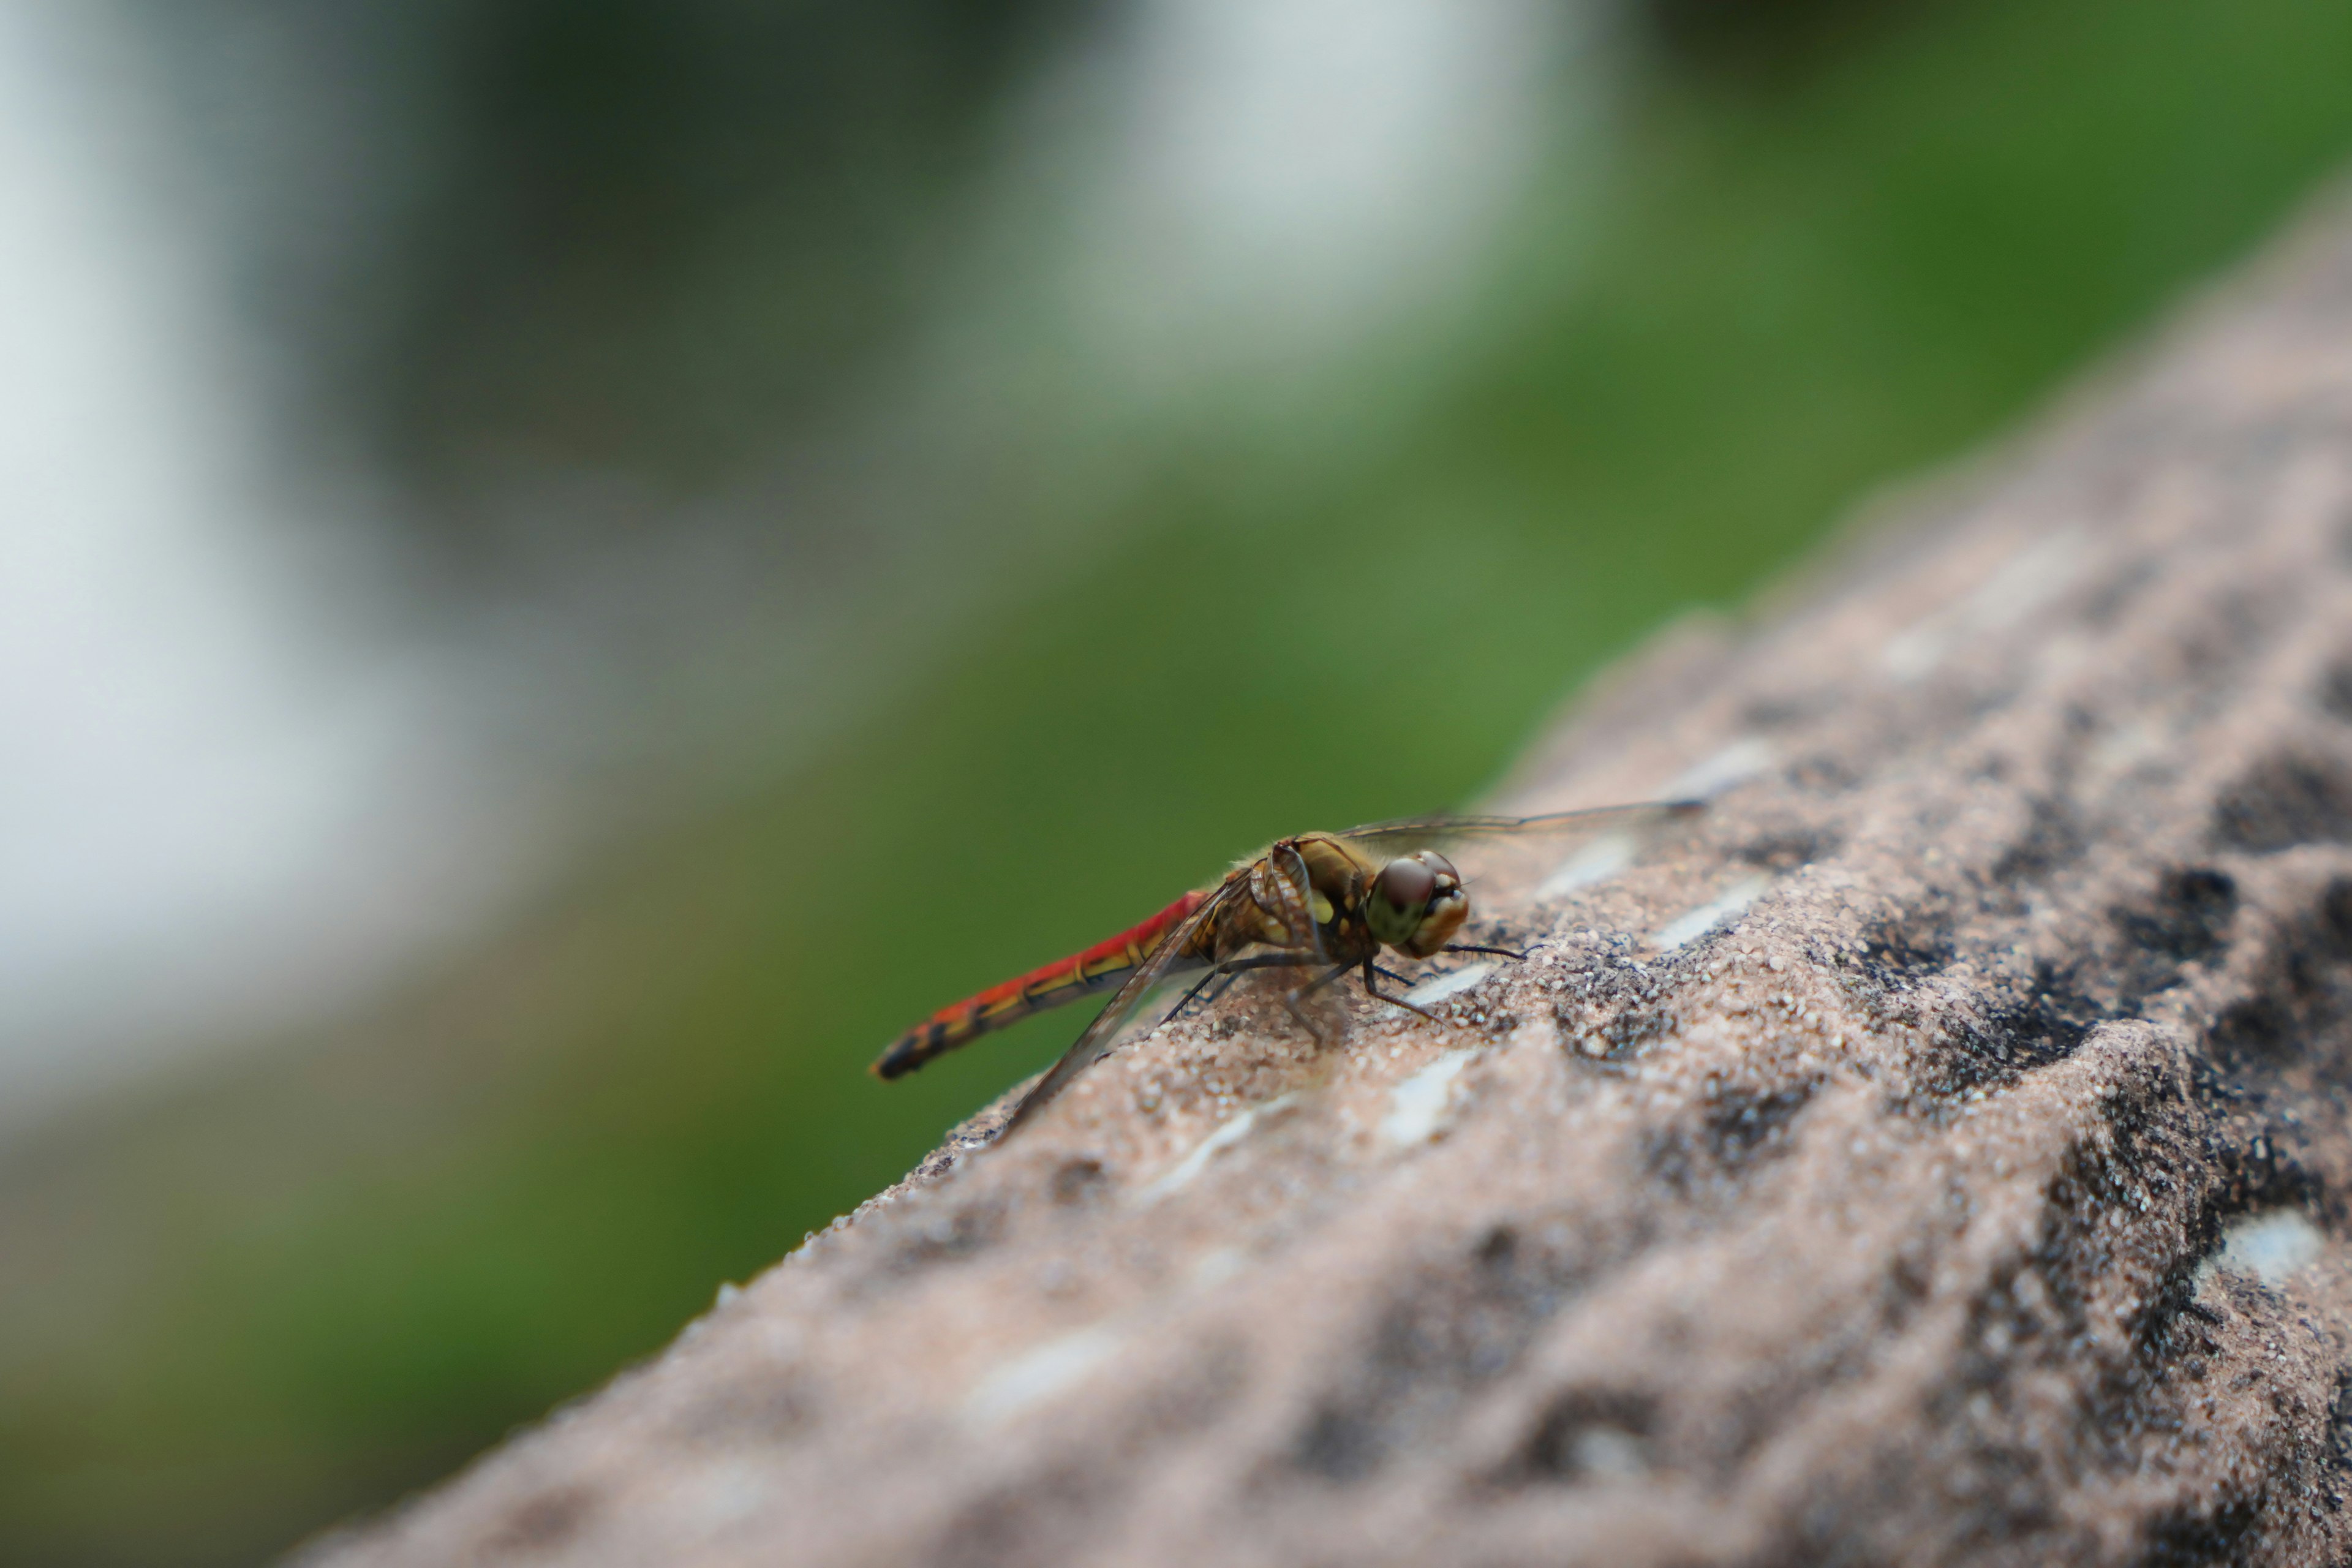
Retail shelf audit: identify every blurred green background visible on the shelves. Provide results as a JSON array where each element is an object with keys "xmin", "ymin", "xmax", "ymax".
[{"xmin": 5, "ymin": 0, "xmax": 2352, "ymax": 1562}]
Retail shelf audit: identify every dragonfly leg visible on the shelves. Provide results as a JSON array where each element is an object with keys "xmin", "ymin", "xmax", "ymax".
[
  {"xmin": 1445, "ymin": 942, "xmax": 1532, "ymax": 962},
  {"xmin": 1200, "ymin": 970, "xmax": 1259, "ymax": 1009},
  {"xmin": 1170, "ymin": 970, "xmax": 1220, "ymax": 1019},
  {"xmin": 1371, "ymin": 962, "xmax": 1415, "ymax": 987},
  {"xmin": 1359, "ymin": 959, "xmax": 1440, "ymax": 1023},
  {"xmin": 1283, "ymin": 962, "xmax": 1355, "ymax": 1041},
  {"xmin": 1176, "ymin": 952, "xmax": 1321, "ymax": 1020}
]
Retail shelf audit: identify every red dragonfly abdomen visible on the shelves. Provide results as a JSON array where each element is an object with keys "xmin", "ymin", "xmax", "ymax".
[{"xmin": 870, "ymin": 890, "xmax": 1208, "ymax": 1080}]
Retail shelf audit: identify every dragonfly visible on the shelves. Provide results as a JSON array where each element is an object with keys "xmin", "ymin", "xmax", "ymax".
[{"xmin": 872, "ymin": 801, "xmax": 1702, "ymax": 1137}]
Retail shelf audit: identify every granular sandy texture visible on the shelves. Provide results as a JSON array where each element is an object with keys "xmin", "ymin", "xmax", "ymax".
[{"xmin": 303, "ymin": 198, "xmax": 2352, "ymax": 1567}]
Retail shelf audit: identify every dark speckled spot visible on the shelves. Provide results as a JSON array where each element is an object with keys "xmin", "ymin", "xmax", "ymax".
[
  {"xmin": 486, "ymin": 1485, "xmax": 595, "ymax": 1555},
  {"xmin": 2214, "ymin": 750, "xmax": 2352, "ymax": 851}
]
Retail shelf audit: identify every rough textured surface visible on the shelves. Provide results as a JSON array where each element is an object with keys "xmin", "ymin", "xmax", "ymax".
[{"xmin": 305, "ymin": 197, "xmax": 2352, "ymax": 1567}]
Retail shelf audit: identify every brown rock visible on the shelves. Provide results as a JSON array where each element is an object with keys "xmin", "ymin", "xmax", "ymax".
[{"xmin": 301, "ymin": 195, "xmax": 2352, "ymax": 1567}]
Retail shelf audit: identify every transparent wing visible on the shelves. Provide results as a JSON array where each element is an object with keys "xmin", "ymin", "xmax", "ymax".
[
  {"xmin": 999, "ymin": 848, "xmax": 1325, "ymax": 1137},
  {"xmin": 998, "ymin": 877, "xmax": 1238, "ymax": 1136},
  {"xmin": 1339, "ymin": 799, "xmax": 1704, "ymax": 907}
]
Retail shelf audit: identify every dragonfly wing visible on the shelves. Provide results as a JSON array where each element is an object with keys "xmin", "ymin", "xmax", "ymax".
[
  {"xmin": 998, "ymin": 875, "xmax": 1247, "ymax": 1136},
  {"xmin": 1338, "ymin": 800, "xmax": 1702, "ymax": 850},
  {"xmin": 1339, "ymin": 800, "xmax": 1704, "ymax": 908},
  {"xmin": 1266, "ymin": 841, "xmax": 1329, "ymax": 960}
]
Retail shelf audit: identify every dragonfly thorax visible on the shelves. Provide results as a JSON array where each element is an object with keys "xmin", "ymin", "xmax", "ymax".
[{"xmin": 1365, "ymin": 850, "xmax": 1468, "ymax": 958}]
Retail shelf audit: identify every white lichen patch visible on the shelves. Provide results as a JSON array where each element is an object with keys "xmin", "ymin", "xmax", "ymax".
[
  {"xmin": 1138, "ymin": 1094, "xmax": 1296, "ymax": 1204},
  {"xmin": 1649, "ymin": 875, "xmax": 1770, "ymax": 951},
  {"xmin": 1539, "ymin": 834, "xmax": 1636, "ymax": 898},
  {"xmin": 961, "ymin": 1322, "xmax": 1126, "ymax": 1427},
  {"xmin": 1666, "ymin": 736, "xmax": 1776, "ymax": 801},
  {"xmin": 1402, "ymin": 962, "xmax": 1494, "ymax": 1010},
  {"xmin": 1567, "ymin": 1425, "xmax": 1649, "ymax": 1480},
  {"xmin": 2198, "ymin": 1208, "xmax": 2324, "ymax": 1289},
  {"xmin": 1881, "ymin": 529, "xmax": 2087, "ymax": 680},
  {"xmin": 1381, "ymin": 1050, "xmax": 1473, "ymax": 1148},
  {"xmin": 1189, "ymin": 1248, "xmax": 1244, "ymax": 1289},
  {"xmin": 962, "ymin": 1247, "xmax": 1251, "ymax": 1431},
  {"xmin": 673, "ymin": 1457, "xmax": 784, "ymax": 1531}
]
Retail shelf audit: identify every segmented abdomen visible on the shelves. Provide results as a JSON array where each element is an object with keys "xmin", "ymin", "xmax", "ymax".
[{"xmin": 870, "ymin": 890, "xmax": 1208, "ymax": 1080}]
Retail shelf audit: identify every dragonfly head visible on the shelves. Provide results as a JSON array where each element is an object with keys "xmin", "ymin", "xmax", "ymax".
[{"xmin": 1367, "ymin": 851, "xmax": 1468, "ymax": 957}]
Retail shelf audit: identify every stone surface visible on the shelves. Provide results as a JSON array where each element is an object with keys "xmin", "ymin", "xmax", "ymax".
[{"xmin": 304, "ymin": 195, "xmax": 2352, "ymax": 1567}]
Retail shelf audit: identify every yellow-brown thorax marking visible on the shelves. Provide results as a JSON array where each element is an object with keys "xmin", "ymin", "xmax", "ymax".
[{"xmin": 1186, "ymin": 834, "xmax": 1392, "ymax": 968}]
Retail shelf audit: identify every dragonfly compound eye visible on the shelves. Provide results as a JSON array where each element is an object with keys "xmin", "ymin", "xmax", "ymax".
[
  {"xmin": 1366, "ymin": 857, "xmax": 1436, "ymax": 950},
  {"xmin": 1401, "ymin": 851, "xmax": 1469, "ymax": 957},
  {"xmin": 1376, "ymin": 858, "xmax": 1436, "ymax": 913}
]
